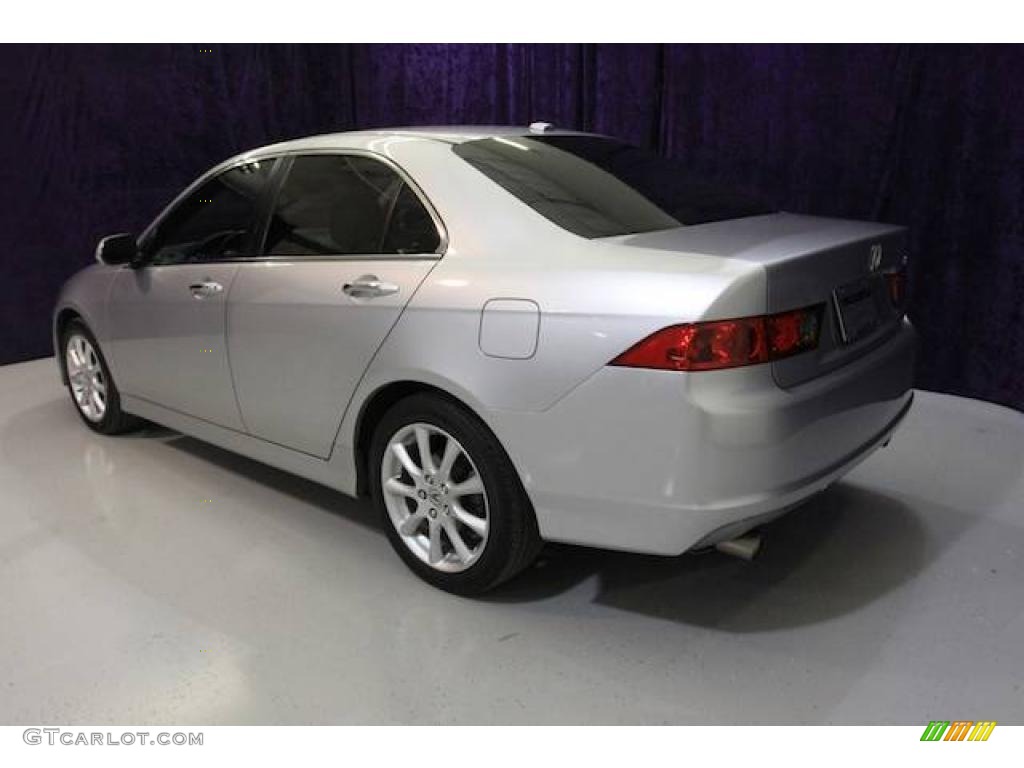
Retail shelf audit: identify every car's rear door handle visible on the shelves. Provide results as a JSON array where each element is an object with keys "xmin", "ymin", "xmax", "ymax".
[
  {"xmin": 342, "ymin": 275, "xmax": 399, "ymax": 299},
  {"xmin": 189, "ymin": 280, "xmax": 224, "ymax": 299}
]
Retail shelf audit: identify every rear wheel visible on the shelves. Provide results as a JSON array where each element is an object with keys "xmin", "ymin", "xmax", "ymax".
[
  {"xmin": 370, "ymin": 393, "xmax": 541, "ymax": 595},
  {"xmin": 62, "ymin": 320, "xmax": 142, "ymax": 435}
]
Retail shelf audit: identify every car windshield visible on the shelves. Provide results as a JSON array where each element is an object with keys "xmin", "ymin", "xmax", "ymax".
[{"xmin": 453, "ymin": 135, "xmax": 773, "ymax": 239}]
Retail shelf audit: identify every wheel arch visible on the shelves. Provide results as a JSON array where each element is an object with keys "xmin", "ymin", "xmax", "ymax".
[
  {"xmin": 352, "ymin": 380, "xmax": 515, "ymax": 500},
  {"xmin": 54, "ymin": 307, "xmax": 86, "ymax": 384}
]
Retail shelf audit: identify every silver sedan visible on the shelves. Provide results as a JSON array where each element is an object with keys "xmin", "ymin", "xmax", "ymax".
[{"xmin": 53, "ymin": 125, "xmax": 915, "ymax": 594}]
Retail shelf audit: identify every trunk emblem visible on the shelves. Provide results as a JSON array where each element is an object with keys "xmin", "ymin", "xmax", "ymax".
[{"xmin": 868, "ymin": 244, "xmax": 883, "ymax": 272}]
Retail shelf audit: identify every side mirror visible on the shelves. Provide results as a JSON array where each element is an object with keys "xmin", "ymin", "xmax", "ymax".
[{"xmin": 95, "ymin": 233, "xmax": 139, "ymax": 266}]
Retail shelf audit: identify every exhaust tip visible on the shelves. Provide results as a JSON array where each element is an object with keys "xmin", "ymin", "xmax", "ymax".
[{"xmin": 714, "ymin": 533, "xmax": 763, "ymax": 561}]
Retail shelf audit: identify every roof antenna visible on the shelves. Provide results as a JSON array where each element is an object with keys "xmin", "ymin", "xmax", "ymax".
[{"xmin": 529, "ymin": 121, "xmax": 555, "ymax": 134}]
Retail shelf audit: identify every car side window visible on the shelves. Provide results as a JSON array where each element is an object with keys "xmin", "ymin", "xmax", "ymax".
[
  {"xmin": 263, "ymin": 154, "xmax": 440, "ymax": 256},
  {"xmin": 144, "ymin": 160, "xmax": 273, "ymax": 265},
  {"xmin": 382, "ymin": 183, "xmax": 441, "ymax": 254}
]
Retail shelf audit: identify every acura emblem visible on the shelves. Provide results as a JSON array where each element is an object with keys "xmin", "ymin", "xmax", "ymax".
[{"xmin": 868, "ymin": 244, "xmax": 883, "ymax": 272}]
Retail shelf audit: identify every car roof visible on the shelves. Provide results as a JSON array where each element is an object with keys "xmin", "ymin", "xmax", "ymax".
[{"xmin": 242, "ymin": 125, "xmax": 594, "ymax": 158}]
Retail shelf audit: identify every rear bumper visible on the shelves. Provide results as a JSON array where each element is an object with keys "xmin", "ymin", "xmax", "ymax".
[
  {"xmin": 688, "ymin": 390, "xmax": 912, "ymax": 547},
  {"xmin": 492, "ymin": 319, "xmax": 916, "ymax": 555}
]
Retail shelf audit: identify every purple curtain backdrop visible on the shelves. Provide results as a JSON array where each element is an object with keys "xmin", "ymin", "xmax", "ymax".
[{"xmin": 1, "ymin": 44, "xmax": 1022, "ymax": 410}]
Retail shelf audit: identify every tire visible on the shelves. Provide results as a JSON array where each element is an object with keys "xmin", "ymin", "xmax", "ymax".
[
  {"xmin": 61, "ymin": 319, "xmax": 142, "ymax": 435},
  {"xmin": 369, "ymin": 392, "xmax": 542, "ymax": 595}
]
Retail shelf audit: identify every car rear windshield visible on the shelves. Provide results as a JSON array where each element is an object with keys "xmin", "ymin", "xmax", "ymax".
[{"xmin": 453, "ymin": 135, "xmax": 773, "ymax": 238}]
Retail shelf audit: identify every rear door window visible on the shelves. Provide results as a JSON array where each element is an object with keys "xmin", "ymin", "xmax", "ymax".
[{"xmin": 263, "ymin": 155, "xmax": 440, "ymax": 256}]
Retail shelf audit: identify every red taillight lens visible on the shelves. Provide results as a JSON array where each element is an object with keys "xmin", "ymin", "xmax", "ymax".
[
  {"xmin": 611, "ymin": 305, "xmax": 822, "ymax": 372},
  {"xmin": 766, "ymin": 306, "xmax": 822, "ymax": 358},
  {"xmin": 885, "ymin": 267, "xmax": 907, "ymax": 308},
  {"xmin": 628, "ymin": 318, "xmax": 769, "ymax": 372}
]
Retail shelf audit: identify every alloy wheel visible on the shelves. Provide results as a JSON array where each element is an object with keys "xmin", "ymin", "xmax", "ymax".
[
  {"xmin": 381, "ymin": 422, "xmax": 490, "ymax": 573},
  {"xmin": 66, "ymin": 334, "xmax": 107, "ymax": 422}
]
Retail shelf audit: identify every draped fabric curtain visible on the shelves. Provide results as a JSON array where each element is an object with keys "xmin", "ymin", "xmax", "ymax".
[{"xmin": 1, "ymin": 44, "xmax": 1021, "ymax": 410}]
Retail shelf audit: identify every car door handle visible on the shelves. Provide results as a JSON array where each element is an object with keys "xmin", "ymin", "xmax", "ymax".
[
  {"xmin": 189, "ymin": 280, "xmax": 224, "ymax": 299},
  {"xmin": 342, "ymin": 275, "xmax": 399, "ymax": 299}
]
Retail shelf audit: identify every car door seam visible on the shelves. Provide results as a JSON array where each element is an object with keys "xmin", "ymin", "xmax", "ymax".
[
  {"xmin": 222, "ymin": 263, "xmax": 251, "ymax": 434},
  {"xmin": 323, "ymin": 256, "xmax": 447, "ymax": 463}
]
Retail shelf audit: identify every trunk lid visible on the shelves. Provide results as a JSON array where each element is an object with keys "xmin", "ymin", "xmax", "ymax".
[{"xmin": 615, "ymin": 213, "xmax": 909, "ymax": 387}]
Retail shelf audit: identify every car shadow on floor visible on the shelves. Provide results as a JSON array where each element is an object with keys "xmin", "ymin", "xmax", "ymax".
[
  {"xmin": 156, "ymin": 429, "xmax": 385, "ymax": 533},
  {"xmin": 4, "ymin": 397, "xmax": 977, "ymax": 635},
  {"xmin": 88, "ymin": 419, "xmax": 946, "ymax": 632},
  {"xmin": 152, "ymin": 421, "xmax": 937, "ymax": 633},
  {"xmin": 487, "ymin": 483, "xmax": 939, "ymax": 631}
]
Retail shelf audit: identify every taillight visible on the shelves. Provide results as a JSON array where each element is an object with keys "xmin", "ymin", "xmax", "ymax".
[
  {"xmin": 610, "ymin": 305, "xmax": 823, "ymax": 372},
  {"xmin": 885, "ymin": 267, "xmax": 907, "ymax": 308}
]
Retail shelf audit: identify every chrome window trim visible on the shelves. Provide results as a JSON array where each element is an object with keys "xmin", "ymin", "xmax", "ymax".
[
  {"xmin": 137, "ymin": 148, "xmax": 448, "ymax": 265},
  {"xmin": 139, "ymin": 254, "xmax": 444, "ymax": 265}
]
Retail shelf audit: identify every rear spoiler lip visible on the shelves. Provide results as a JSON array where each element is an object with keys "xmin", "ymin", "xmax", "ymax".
[{"xmin": 606, "ymin": 213, "xmax": 907, "ymax": 266}]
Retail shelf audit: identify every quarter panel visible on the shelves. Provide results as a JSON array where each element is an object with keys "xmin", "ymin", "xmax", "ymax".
[{"xmin": 353, "ymin": 249, "xmax": 766, "ymax": 417}]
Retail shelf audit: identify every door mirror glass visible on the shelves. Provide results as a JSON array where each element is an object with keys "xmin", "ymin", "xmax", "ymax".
[{"xmin": 95, "ymin": 233, "xmax": 138, "ymax": 266}]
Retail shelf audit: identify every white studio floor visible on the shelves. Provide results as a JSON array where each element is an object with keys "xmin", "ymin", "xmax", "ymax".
[{"xmin": 1, "ymin": 357, "xmax": 1022, "ymax": 725}]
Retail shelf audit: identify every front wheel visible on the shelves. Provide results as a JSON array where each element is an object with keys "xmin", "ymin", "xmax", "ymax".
[
  {"xmin": 62, "ymin": 320, "xmax": 142, "ymax": 435},
  {"xmin": 369, "ymin": 393, "xmax": 541, "ymax": 595}
]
